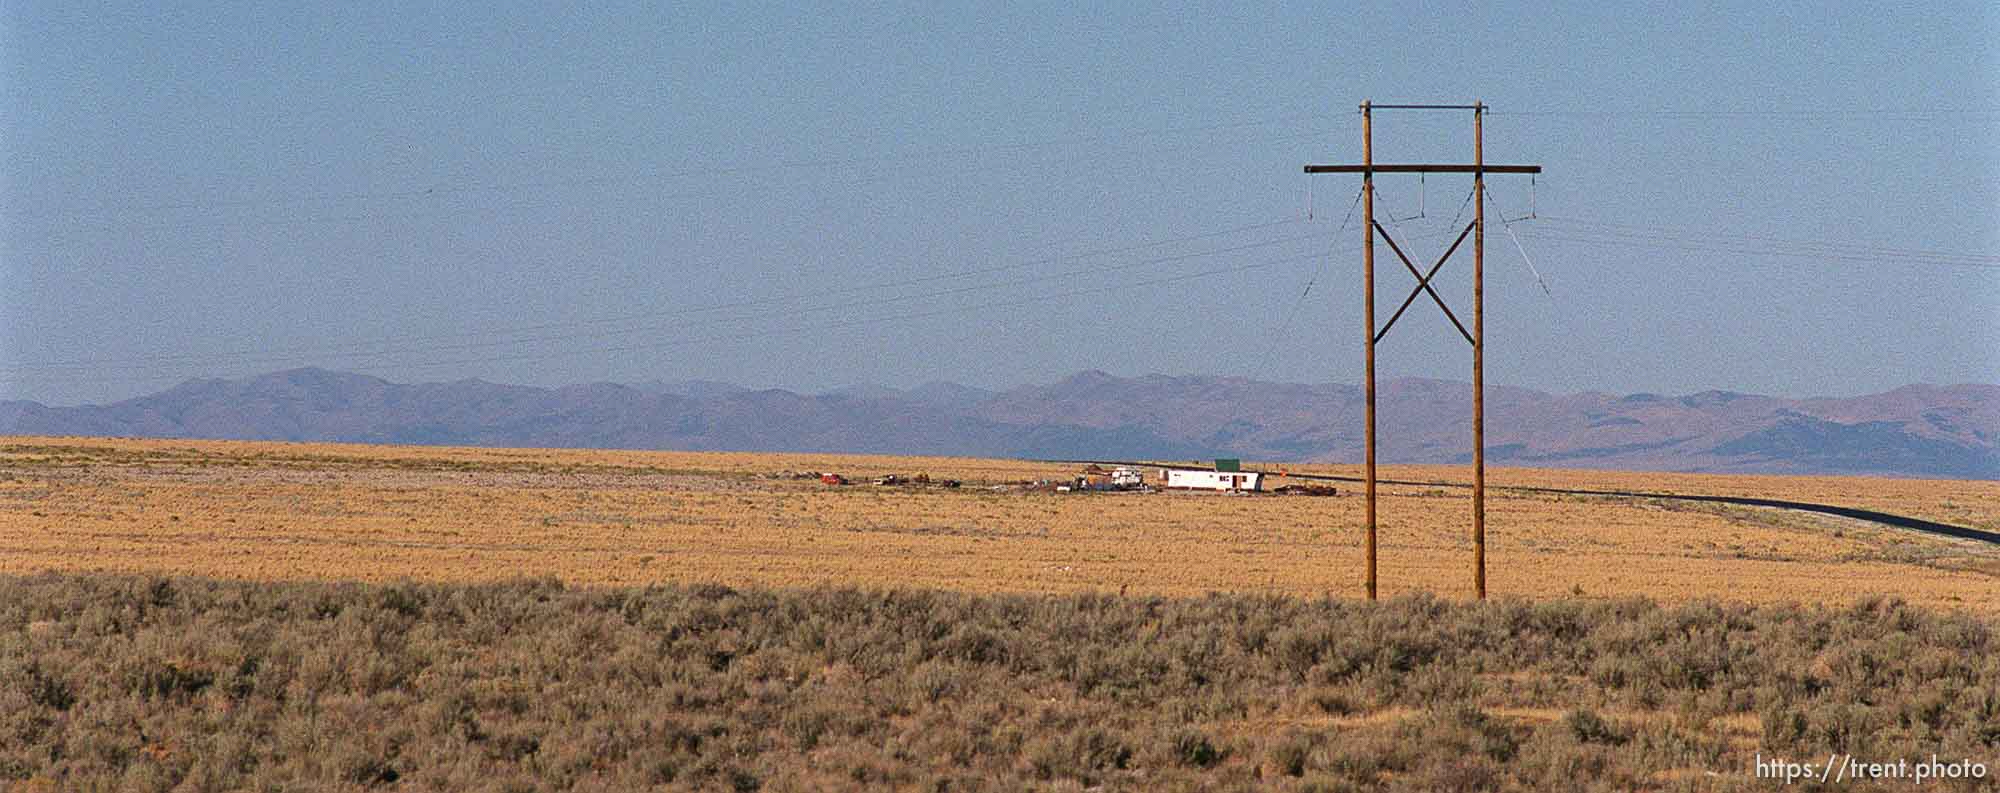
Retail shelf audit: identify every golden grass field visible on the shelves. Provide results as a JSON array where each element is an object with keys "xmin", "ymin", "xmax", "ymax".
[{"xmin": 3, "ymin": 435, "xmax": 1997, "ymax": 610}]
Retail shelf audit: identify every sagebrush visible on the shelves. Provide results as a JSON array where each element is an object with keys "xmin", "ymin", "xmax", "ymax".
[{"xmin": 2, "ymin": 575, "xmax": 1997, "ymax": 791}]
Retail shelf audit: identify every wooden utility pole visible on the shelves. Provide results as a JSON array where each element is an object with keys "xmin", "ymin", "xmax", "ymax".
[
  {"xmin": 1472, "ymin": 103, "xmax": 1486, "ymax": 600},
  {"xmin": 1361, "ymin": 103, "xmax": 1377, "ymax": 601},
  {"xmin": 1304, "ymin": 100, "xmax": 1540, "ymax": 600}
]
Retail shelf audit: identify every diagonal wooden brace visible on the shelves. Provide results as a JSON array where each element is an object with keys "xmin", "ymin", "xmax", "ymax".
[
  {"xmin": 1373, "ymin": 220, "xmax": 1475, "ymax": 345},
  {"xmin": 1376, "ymin": 220, "xmax": 1475, "ymax": 343}
]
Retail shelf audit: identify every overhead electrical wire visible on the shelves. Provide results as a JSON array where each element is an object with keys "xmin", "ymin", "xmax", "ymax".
[
  {"xmin": 21, "ymin": 102, "xmax": 1998, "ymax": 394},
  {"xmin": 1488, "ymin": 107, "xmax": 2000, "ymax": 119},
  {"xmin": 12, "ymin": 230, "xmax": 1333, "ymax": 377},
  {"xmin": 9, "ymin": 224, "xmax": 1483, "ymax": 389},
  {"xmin": 1520, "ymin": 230, "xmax": 2000, "ymax": 270},
  {"xmin": 1258, "ymin": 185, "xmax": 1365, "ymax": 376},
  {"xmin": 13, "ymin": 124, "xmax": 1342, "ymax": 247},
  {"xmin": 2, "ymin": 217, "xmax": 1315, "ymax": 374},
  {"xmin": 1443, "ymin": 183, "xmax": 1478, "ymax": 232},
  {"xmin": 1520, "ymin": 216, "xmax": 2000, "ymax": 270},
  {"xmin": 1533, "ymin": 216, "xmax": 2000, "ymax": 265},
  {"xmin": 5, "ymin": 111, "xmax": 1343, "ymax": 222},
  {"xmin": 11, "ymin": 249, "xmax": 1334, "ymax": 389},
  {"xmin": 1487, "ymin": 192, "xmax": 1552, "ymax": 297},
  {"xmin": 15, "ymin": 105, "xmax": 1355, "ymax": 393}
]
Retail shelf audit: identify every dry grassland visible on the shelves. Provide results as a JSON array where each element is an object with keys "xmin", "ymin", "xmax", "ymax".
[{"xmin": 2, "ymin": 435, "xmax": 1997, "ymax": 610}]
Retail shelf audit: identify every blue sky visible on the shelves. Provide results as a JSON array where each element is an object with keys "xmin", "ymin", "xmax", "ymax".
[{"xmin": 3, "ymin": 1, "xmax": 1996, "ymax": 405}]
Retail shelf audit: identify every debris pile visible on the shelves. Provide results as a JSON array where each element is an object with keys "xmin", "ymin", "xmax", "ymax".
[
  {"xmin": 767, "ymin": 470, "xmax": 851, "ymax": 485},
  {"xmin": 872, "ymin": 473, "xmax": 960, "ymax": 489},
  {"xmin": 1273, "ymin": 484, "xmax": 1339, "ymax": 497}
]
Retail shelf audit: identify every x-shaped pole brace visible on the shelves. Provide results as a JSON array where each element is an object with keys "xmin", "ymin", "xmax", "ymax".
[{"xmin": 1373, "ymin": 219, "xmax": 1476, "ymax": 346}]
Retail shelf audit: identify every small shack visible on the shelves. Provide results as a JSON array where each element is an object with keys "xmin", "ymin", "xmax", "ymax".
[{"xmin": 1076, "ymin": 464, "xmax": 1148, "ymax": 491}]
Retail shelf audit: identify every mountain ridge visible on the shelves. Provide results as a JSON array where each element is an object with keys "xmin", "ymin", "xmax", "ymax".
[{"xmin": 3, "ymin": 368, "xmax": 1994, "ymax": 479}]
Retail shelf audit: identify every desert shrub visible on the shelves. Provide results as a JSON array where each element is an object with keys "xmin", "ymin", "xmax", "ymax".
[
  {"xmin": 23, "ymin": 662, "xmax": 76, "ymax": 711},
  {"xmin": 1562, "ymin": 708, "xmax": 1627, "ymax": 745},
  {"xmin": 1405, "ymin": 703, "xmax": 1521, "ymax": 764},
  {"xmin": 3, "ymin": 573, "xmax": 1998, "ymax": 791},
  {"xmin": 1169, "ymin": 728, "xmax": 1223, "ymax": 768},
  {"xmin": 1308, "ymin": 686, "xmax": 1358, "ymax": 716},
  {"xmin": 1265, "ymin": 728, "xmax": 1316, "ymax": 777}
]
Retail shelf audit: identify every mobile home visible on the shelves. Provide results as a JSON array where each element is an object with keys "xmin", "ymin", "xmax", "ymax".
[{"xmin": 1162, "ymin": 469, "xmax": 1263, "ymax": 492}]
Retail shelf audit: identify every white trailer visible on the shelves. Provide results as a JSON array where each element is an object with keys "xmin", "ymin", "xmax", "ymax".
[{"xmin": 1163, "ymin": 469, "xmax": 1263, "ymax": 492}]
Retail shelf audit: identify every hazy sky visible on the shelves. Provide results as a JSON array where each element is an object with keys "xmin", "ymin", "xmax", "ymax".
[{"xmin": 4, "ymin": 2, "xmax": 1996, "ymax": 406}]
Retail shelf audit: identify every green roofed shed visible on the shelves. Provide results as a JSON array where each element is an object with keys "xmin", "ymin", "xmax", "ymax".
[{"xmin": 1214, "ymin": 458, "xmax": 1241, "ymax": 472}]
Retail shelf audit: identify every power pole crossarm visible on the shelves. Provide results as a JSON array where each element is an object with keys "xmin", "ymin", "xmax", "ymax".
[{"xmin": 1304, "ymin": 164, "xmax": 1541, "ymax": 174}]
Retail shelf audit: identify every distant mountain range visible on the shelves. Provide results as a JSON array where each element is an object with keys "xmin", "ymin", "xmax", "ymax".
[{"xmin": 3, "ymin": 368, "xmax": 1995, "ymax": 478}]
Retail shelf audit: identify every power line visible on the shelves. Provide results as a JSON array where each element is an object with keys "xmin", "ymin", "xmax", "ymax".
[
  {"xmin": 1487, "ymin": 194, "xmax": 1550, "ymax": 297},
  {"xmin": 5, "ymin": 112, "xmax": 1340, "ymax": 222},
  {"xmin": 29, "ymin": 230, "xmax": 1328, "ymax": 376},
  {"xmin": 1259, "ymin": 186, "xmax": 1366, "ymax": 376},
  {"xmin": 10, "ymin": 250, "xmax": 1328, "ymax": 389},
  {"xmin": 1535, "ymin": 216, "xmax": 2000, "ymax": 265},
  {"xmin": 1521, "ymin": 230, "xmax": 2000, "ymax": 270},
  {"xmin": 1488, "ymin": 107, "xmax": 2000, "ymax": 119},
  {"xmin": 3, "ymin": 218, "xmax": 1315, "ymax": 374},
  {"xmin": 1522, "ymin": 216, "xmax": 2000, "ymax": 269},
  {"xmin": 11, "ymin": 124, "xmax": 1340, "ymax": 248}
]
